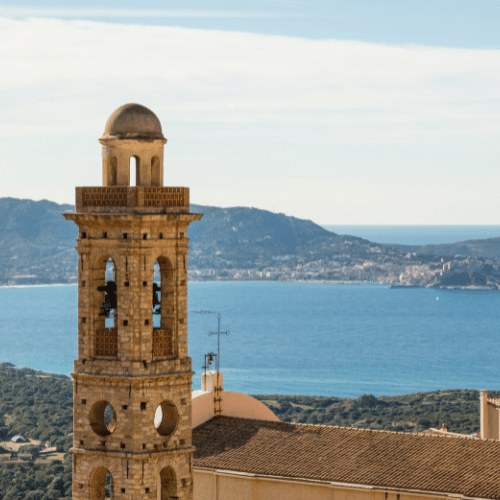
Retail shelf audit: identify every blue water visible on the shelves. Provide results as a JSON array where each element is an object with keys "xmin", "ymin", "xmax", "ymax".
[
  {"xmin": 1, "ymin": 282, "xmax": 499, "ymax": 398},
  {"xmin": 322, "ymin": 225, "xmax": 500, "ymax": 245}
]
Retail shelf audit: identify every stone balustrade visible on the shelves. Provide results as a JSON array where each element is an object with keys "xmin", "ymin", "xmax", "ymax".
[
  {"xmin": 153, "ymin": 329, "xmax": 174, "ymax": 357},
  {"xmin": 94, "ymin": 327, "xmax": 118, "ymax": 357},
  {"xmin": 76, "ymin": 187, "xmax": 190, "ymax": 213}
]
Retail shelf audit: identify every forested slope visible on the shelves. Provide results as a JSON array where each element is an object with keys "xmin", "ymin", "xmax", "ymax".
[
  {"xmin": 0, "ymin": 362, "xmax": 492, "ymax": 498},
  {"xmin": 0, "ymin": 363, "xmax": 72, "ymax": 499}
]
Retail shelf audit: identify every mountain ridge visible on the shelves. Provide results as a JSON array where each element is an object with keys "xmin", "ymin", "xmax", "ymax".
[{"xmin": 0, "ymin": 197, "xmax": 499, "ymax": 286}]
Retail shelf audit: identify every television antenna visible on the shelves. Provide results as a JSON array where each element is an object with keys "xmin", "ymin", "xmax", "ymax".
[{"xmin": 208, "ymin": 314, "xmax": 230, "ymax": 372}]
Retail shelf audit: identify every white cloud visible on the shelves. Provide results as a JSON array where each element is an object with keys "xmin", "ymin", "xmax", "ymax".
[
  {"xmin": 0, "ymin": 7, "xmax": 305, "ymax": 19},
  {"xmin": 0, "ymin": 16, "xmax": 499, "ymax": 223}
]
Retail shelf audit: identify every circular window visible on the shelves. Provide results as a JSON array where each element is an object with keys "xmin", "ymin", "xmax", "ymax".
[
  {"xmin": 154, "ymin": 401, "xmax": 179, "ymax": 436},
  {"xmin": 89, "ymin": 401, "xmax": 116, "ymax": 436}
]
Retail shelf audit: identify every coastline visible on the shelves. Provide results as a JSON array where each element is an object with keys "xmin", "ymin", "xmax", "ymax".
[
  {"xmin": 1, "ymin": 280, "xmax": 497, "ymax": 291},
  {"xmin": 0, "ymin": 279, "xmax": 378, "ymax": 288},
  {"xmin": 426, "ymin": 284, "xmax": 500, "ymax": 291},
  {"xmin": 0, "ymin": 282, "xmax": 77, "ymax": 289},
  {"xmin": 187, "ymin": 278, "xmax": 378, "ymax": 285}
]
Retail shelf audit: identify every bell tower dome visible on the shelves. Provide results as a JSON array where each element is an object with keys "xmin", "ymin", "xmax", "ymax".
[
  {"xmin": 100, "ymin": 103, "xmax": 166, "ymax": 187},
  {"xmin": 64, "ymin": 104, "xmax": 202, "ymax": 500}
]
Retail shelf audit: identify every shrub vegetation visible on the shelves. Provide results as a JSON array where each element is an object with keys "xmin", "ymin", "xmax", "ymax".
[
  {"xmin": 0, "ymin": 362, "xmax": 494, "ymax": 498},
  {"xmin": 253, "ymin": 389, "xmax": 494, "ymax": 435}
]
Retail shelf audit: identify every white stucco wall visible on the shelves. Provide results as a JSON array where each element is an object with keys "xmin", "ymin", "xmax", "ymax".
[
  {"xmin": 192, "ymin": 390, "xmax": 279, "ymax": 428},
  {"xmin": 221, "ymin": 392, "xmax": 280, "ymax": 422},
  {"xmin": 192, "ymin": 371, "xmax": 279, "ymax": 428},
  {"xmin": 192, "ymin": 391, "xmax": 216, "ymax": 429},
  {"xmin": 193, "ymin": 471, "xmax": 452, "ymax": 500}
]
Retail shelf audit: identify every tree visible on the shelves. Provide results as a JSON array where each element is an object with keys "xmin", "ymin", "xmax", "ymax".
[
  {"xmin": 17, "ymin": 444, "xmax": 41, "ymax": 460},
  {"xmin": 25, "ymin": 490, "xmax": 45, "ymax": 500},
  {"xmin": 48, "ymin": 476, "xmax": 65, "ymax": 496},
  {"xmin": 417, "ymin": 418, "xmax": 432, "ymax": 429},
  {"xmin": 0, "ymin": 426, "xmax": 9, "ymax": 440},
  {"xmin": 359, "ymin": 394, "xmax": 381, "ymax": 408}
]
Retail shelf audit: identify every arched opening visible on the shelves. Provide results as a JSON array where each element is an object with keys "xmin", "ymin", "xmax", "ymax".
[
  {"xmin": 108, "ymin": 156, "xmax": 117, "ymax": 186},
  {"xmin": 100, "ymin": 258, "xmax": 116, "ymax": 328},
  {"xmin": 153, "ymin": 261, "xmax": 161, "ymax": 328},
  {"xmin": 154, "ymin": 401, "xmax": 179, "ymax": 436},
  {"xmin": 159, "ymin": 466, "xmax": 177, "ymax": 500},
  {"xmin": 90, "ymin": 467, "xmax": 114, "ymax": 499},
  {"xmin": 89, "ymin": 401, "xmax": 116, "ymax": 436},
  {"xmin": 152, "ymin": 257, "xmax": 175, "ymax": 358},
  {"xmin": 151, "ymin": 156, "xmax": 161, "ymax": 186},
  {"xmin": 95, "ymin": 257, "xmax": 118, "ymax": 357},
  {"xmin": 130, "ymin": 156, "xmax": 140, "ymax": 186}
]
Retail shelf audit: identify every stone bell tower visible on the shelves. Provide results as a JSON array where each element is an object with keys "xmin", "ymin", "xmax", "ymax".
[{"xmin": 64, "ymin": 103, "xmax": 202, "ymax": 500}]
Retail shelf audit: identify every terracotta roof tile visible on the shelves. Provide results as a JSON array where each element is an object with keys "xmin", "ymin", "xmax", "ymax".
[{"xmin": 193, "ymin": 416, "xmax": 500, "ymax": 499}]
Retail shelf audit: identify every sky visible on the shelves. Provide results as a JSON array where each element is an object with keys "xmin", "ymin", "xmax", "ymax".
[{"xmin": 1, "ymin": 1, "xmax": 500, "ymax": 224}]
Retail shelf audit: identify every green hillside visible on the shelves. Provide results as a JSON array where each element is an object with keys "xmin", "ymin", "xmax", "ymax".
[
  {"xmin": 0, "ymin": 362, "xmax": 492, "ymax": 498},
  {"xmin": 254, "ymin": 390, "xmax": 484, "ymax": 435},
  {"xmin": 390, "ymin": 238, "xmax": 500, "ymax": 260},
  {"xmin": 188, "ymin": 204, "xmax": 376, "ymax": 271},
  {"xmin": 0, "ymin": 363, "xmax": 72, "ymax": 499},
  {"xmin": 0, "ymin": 198, "xmax": 76, "ymax": 285}
]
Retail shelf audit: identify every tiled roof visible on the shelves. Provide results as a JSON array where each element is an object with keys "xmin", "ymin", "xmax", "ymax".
[
  {"xmin": 488, "ymin": 397, "xmax": 500, "ymax": 407},
  {"xmin": 193, "ymin": 416, "xmax": 500, "ymax": 499}
]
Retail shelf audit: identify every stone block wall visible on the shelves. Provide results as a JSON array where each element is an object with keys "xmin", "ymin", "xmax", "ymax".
[{"xmin": 65, "ymin": 208, "xmax": 201, "ymax": 500}]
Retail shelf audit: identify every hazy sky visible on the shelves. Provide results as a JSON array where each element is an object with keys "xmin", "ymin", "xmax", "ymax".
[{"xmin": 1, "ymin": 1, "xmax": 500, "ymax": 224}]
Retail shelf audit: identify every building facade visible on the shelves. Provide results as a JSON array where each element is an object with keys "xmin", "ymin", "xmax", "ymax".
[
  {"xmin": 190, "ymin": 371, "xmax": 500, "ymax": 500},
  {"xmin": 192, "ymin": 415, "xmax": 500, "ymax": 500},
  {"xmin": 65, "ymin": 103, "xmax": 201, "ymax": 499}
]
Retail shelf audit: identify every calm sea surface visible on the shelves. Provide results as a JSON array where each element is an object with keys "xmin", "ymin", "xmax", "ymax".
[
  {"xmin": 1, "ymin": 282, "xmax": 499, "ymax": 398},
  {"xmin": 322, "ymin": 225, "xmax": 500, "ymax": 245}
]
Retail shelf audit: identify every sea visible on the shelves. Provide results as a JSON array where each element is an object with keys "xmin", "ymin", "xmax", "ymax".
[
  {"xmin": 1, "ymin": 226, "xmax": 500, "ymax": 398},
  {"xmin": 322, "ymin": 225, "xmax": 500, "ymax": 245}
]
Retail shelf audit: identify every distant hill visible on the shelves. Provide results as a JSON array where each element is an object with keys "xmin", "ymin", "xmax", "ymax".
[
  {"xmin": 0, "ymin": 198, "xmax": 76, "ymax": 284},
  {"xmin": 389, "ymin": 239, "xmax": 500, "ymax": 260},
  {"xmin": 2, "ymin": 197, "xmax": 500, "ymax": 286},
  {"xmin": 0, "ymin": 198, "xmax": 388, "ymax": 284},
  {"xmin": 190, "ymin": 204, "xmax": 335, "ymax": 251},
  {"xmin": 188, "ymin": 204, "xmax": 379, "ymax": 271}
]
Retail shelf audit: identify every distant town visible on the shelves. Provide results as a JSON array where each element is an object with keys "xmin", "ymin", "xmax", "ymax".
[
  {"xmin": 189, "ymin": 254, "xmax": 500, "ymax": 289},
  {"xmin": 2, "ymin": 198, "xmax": 500, "ymax": 289}
]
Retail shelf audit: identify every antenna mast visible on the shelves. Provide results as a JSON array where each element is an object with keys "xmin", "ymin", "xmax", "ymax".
[{"xmin": 208, "ymin": 314, "xmax": 230, "ymax": 372}]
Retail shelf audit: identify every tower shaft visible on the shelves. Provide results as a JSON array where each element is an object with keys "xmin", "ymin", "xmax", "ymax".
[{"xmin": 64, "ymin": 104, "xmax": 202, "ymax": 500}]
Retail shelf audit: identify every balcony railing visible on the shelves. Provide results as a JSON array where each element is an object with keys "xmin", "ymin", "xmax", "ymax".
[
  {"xmin": 76, "ymin": 187, "xmax": 189, "ymax": 213},
  {"xmin": 95, "ymin": 327, "xmax": 118, "ymax": 357},
  {"xmin": 152, "ymin": 329, "xmax": 174, "ymax": 357}
]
